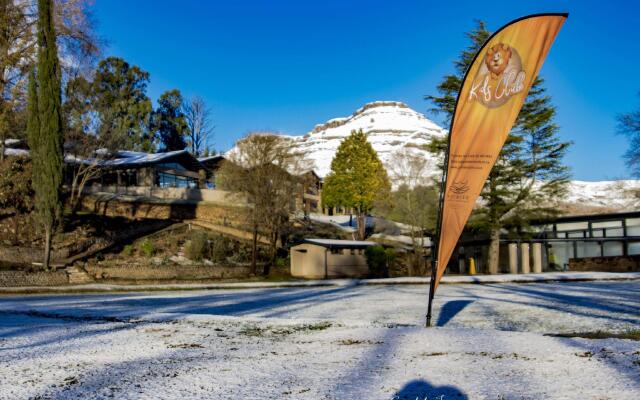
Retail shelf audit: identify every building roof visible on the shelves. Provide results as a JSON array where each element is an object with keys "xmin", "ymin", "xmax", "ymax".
[
  {"xmin": 531, "ymin": 210, "xmax": 640, "ymax": 225},
  {"xmin": 301, "ymin": 238, "xmax": 377, "ymax": 249},
  {"xmin": 66, "ymin": 149, "xmax": 206, "ymax": 172},
  {"xmin": 197, "ymin": 154, "xmax": 225, "ymax": 163}
]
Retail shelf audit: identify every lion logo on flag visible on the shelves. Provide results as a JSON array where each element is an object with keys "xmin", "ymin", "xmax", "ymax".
[{"xmin": 468, "ymin": 42, "xmax": 526, "ymax": 108}]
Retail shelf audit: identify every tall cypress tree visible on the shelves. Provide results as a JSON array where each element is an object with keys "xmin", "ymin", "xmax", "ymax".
[
  {"xmin": 322, "ymin": 129, "xmax": 390, "ymax": 240},
  {"xmin": 426, "ymin": 21, "xmax": 570, "ymax": 274},
  {"xmin": 27, "ymin": 0, "xmax": 64, "ymax": 269}
]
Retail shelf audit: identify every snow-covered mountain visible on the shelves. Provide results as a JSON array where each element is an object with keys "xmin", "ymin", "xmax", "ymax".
[
  {"xmin": 284, "ymin": 101, "xmax": 446, "ymax": 179},
  {"xmin": 228, "ymin": 101, "xmax": 639, "ymax": 214}
]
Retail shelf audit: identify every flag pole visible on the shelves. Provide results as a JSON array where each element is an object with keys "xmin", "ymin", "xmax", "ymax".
[{"xmin": 425, "ymin": 120, "xmax": 452, "ymax": 327}]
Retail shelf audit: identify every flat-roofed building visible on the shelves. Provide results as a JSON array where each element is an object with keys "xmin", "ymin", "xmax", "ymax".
[{"xmin": 290, "ymin": 238, "xmax": 376, "ymax": 279}]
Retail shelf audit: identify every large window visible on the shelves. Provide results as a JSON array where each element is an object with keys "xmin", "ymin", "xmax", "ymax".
[
  {"xmin": 156, "ymin": 172, "xmax": 197, "ymax": 188},
  {"xmin": 603, "ymin": 241, "xmax": 624, "ymax": 257},
  {"xmin": 628, "ymin": 242, "xmax": 640, "ymax": 255},
  {"xmin": 556, "ymin": 222, "xmax": 588, "ymax": 231},
  {"xmin": 576, "ymin": 241, "xmax": 601, "ymax": 258},
  {"xmin": 626, "ymin": 218, "xmax": 640, "ymax": 236},
  {"xmin": 547, "ymin": 242, "xmax": 573, "ymax": 270}
]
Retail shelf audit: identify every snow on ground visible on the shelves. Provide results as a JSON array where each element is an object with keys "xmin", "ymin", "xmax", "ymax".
[{"xmin": 0, "ymin": 281, "xmax": 639, "ymax": 399}]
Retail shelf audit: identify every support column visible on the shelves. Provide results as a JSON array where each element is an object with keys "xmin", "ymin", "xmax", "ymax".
[
  {"xmin": 532, "ymin": 243, "xmax": 543, "ymax": 273},
  {"xmin": 520, "ymin": 243, "xmax": 530, "ymax": 274},
  {"xmin": 458, "ymin": 257, "xmax": 466, "ymax": 274},
  {"xmin": 508, "ymin": 243, "xmax": 518, "ymax": 274}
]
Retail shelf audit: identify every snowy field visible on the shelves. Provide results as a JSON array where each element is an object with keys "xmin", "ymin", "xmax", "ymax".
[{"xmin": 1, "ymin": 281, "xmax": 639, "ymax": 399}]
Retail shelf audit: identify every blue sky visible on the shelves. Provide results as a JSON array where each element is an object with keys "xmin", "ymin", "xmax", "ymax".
[{"xmin": 93, "ymin": 0, "xmax": 640, "ymax": 181}]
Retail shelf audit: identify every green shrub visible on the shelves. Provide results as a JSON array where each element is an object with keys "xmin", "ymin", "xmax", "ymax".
[
  {"xmin": 229, "ymin": 245, "xmax": 250, "ymax": 263},
  {"xmin": 184, "ymin": 231, "xmax": 209, "ymax": 261},
  {"xmin": 121, "ymin": 244, "xmax": 134, "ymax": 256},
  {"xmin": 210, "ymin": 235, "xmax": 233, "ymax": 262},
  {"xmin": 365, "ymin": 245, "xmax": 393, "ymax": 278},
  {"xmin": 275, "ymin": 256, "xmax": 289, "ymax": 269},
  {"xmin": 138, "ymin": 239, "xmax": 155, "ymax": 258}
]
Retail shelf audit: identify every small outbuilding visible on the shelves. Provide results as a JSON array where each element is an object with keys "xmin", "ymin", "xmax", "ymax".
[{"xmin": 290, "ymin": 238, "xmax": 376, "ymax": 279}]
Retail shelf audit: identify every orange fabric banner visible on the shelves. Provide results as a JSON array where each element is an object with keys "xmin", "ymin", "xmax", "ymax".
[{"xmin": 434, "ymin": 14, "xmax": 567, "ymax": 290}]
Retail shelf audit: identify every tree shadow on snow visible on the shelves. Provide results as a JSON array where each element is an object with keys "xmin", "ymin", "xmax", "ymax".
[{"xmin": 392, "ymin": 379, "xmax": 468, "ymax": 400}]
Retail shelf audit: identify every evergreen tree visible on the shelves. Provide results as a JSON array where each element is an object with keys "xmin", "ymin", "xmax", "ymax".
[
  {"xmin": 26, "ymin": 0, "xmax": 64, "ymax": 269},
  {"xmin": 426, "ymin": 21, "xmax": 570, "ymax": 274},
  {"xmin": 617, "ymin": 93, "xmax": 640, "ymax": 176},
  {"xmin": 155, "ymin": 89, "xmax": 188, "ymax": 152},
  {"xmin": 92, "ymin": 57, "xmax": 154, "ymax": 151},
  {"xmin": 322, "ymin": 129, "xmax": 391, "ymax": 239}
]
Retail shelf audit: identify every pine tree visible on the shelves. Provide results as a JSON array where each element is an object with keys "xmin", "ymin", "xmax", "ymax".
[
  {"xmin": 26, "ymin": 0, "xmax": 64, "ymax": 269},
  {"xmin": 92, "ymin": 57, "xmax": 154, "ymax": 152},
  {"xmin": 155, "ymin": 89, "xmax": 188, "ymax": 151},
  {"xmin": 426, "ymin": 21, "xmax": 570, "ymax": 274},
  {"xmin": 322, "ymin": 129, "xmax": 391, "ymax": 240}
]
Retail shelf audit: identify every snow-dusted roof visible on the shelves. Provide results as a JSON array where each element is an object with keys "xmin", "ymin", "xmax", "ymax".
[
  {"xmin": 302, "ymin": 238, "xmax": 377, "ymax": 249},
  {"xmin": 100, "ymin": 149, "xmax": 189, "ymax": 167},
  {"xmin": 64, "ymin": 149, "xmax": 205, "ymax": 171},
  {"xmin": 197, "ymin": 155, "xmax": 225, "ymax": 163}
]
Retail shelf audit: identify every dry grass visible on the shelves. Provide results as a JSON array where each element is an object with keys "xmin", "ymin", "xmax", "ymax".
[{"xmin": 548, "ymin": 329, "xmax": 640, "ymax": 341}]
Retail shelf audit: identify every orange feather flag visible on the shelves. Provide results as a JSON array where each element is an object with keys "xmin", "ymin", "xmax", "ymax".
[{"xmin": 427, "ymin": 13, "xmax": 568, "ymax": 325}]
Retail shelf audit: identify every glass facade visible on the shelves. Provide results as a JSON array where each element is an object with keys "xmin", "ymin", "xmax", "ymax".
[
  {"xmin": 576, "ymin": 241, "xmax": 601, "ymax": 258},
  {"xmin": 603, "ymin": 241, "xmax": 624, "ymax": 257},
  {"xmin": 156, "ymin": 172, "xmax": 198, "ymax": 188},
  {"xmin": 547, "ymin": 242, "xmax": 573, "ymax": 270},
  {"xmin": 628, "ymin": 241, "xmax": 640, "ymax": 255},
  {"xmin": 532, "ymin": 213, "xmax": 640, "ymax": 269}
]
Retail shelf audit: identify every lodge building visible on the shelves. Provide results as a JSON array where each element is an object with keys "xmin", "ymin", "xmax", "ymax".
[{"xmin": 451, "ymin": 211, "xmax": 640, "ymax": 274}]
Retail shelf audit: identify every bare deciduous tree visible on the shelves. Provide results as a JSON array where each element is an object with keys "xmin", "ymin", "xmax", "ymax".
[
  {"xmin": 183, "ymin": 96, "xmax": 213, "ymax": 157},
  {"xmin": 382, "ymin": 148, "xmax": 438, "ymax": 275},
  {"xmin": 1, "ymin": 0, "xmax": 101, "ymax": 160},
  {"xmin": 217, "ymin": 133, "xmax": 309, "ymax": 275}
]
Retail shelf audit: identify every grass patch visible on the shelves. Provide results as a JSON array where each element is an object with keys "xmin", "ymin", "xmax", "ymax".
[
  {"xmin": 239, "ymin": 326, "xmax": 265, "ymax": 337},
  {"xmin": 167, "ymin": 343, "xmax": 204, "ymax": 349},
  {"xmin": 421, "ymin": 352, "xmax": 447, "ymax": 357},
  {"xmin": 239, "ymin": 322, "xmax": 333, "ymax": 337},
  {"xmin": 548, "ymin": 329, "xmax": 640, "ymax": 341},
  {"xmin": 338, "ymin": 339, "xmax": 384, "ymax": 346}
]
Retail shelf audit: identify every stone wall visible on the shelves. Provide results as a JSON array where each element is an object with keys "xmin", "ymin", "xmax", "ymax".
[
  {"xmin": 0, "ymin": 246, "xmax": 70, "ymax": 265},
  {"xmin": 84, "ymin": 186, "xmax": 247, "ymax": 205},
  {"xmin": 81, "ymin": 195, "xmax": 247, "ymax": 227},
  {"xmin": 0, "ymin": 270, "xmax": 69, "ymax": 287},
  {"xmin": 568, "ymin": 256, "xmax": 640, "ymax": 272},
  {"xmin": 86, "ymin": 264, "xmax": 251, "ymax": 282}
]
